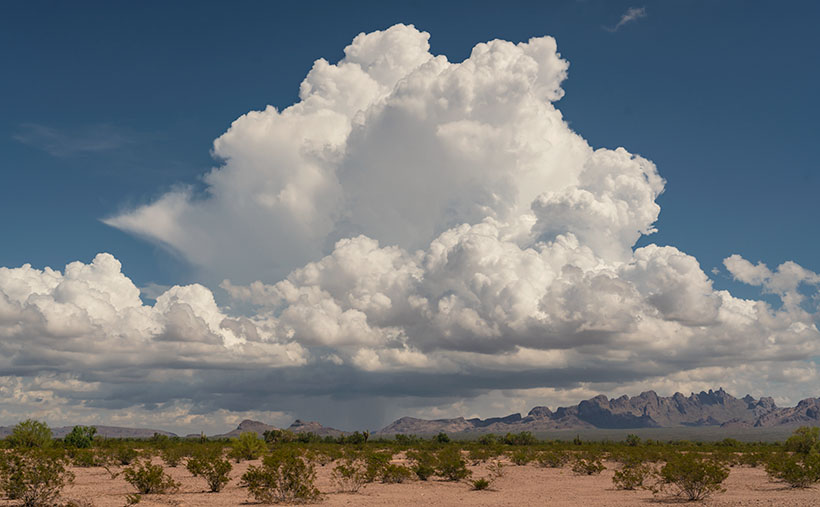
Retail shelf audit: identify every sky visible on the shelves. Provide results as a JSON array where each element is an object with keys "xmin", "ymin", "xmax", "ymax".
[{"xmin": 1, "ymin": 0, "xmax": 819, "ymax": 434}]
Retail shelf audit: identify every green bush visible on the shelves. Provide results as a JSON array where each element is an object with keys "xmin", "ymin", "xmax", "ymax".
[
  {"xmin": 509, "ymin": 448, "xmax": 536, "ymax": 465},
  {"xmin": 653, "ymin": 453, "xmax": 728, "ymax": 501},
  {"xmin": 503, "ymin": 431, "xmax": 537, "ymax": 446},
  {"xmin": 406, "ymin": 450, "xmax": 436, "ymax": 481},
  {"xmin": 186, "ymin": 447, "xmax": 232, "ymax": 492},
  {"xmin": 612, "ymin": 463, "xmax": 652, "ymax": 490},
  {"xmin": 229, "ymin": 431, "xmax": 266, "ymax": 462},
  {"xmin": 262, "ymin": 429, "xmax": 296, "ymax": 444},
  {"xmin": 241, "ymin": 449, "xmax": 321, "ymax": 504},
  {"xmin": 571, "ymin": 451, "xmax": 606, "ymax": 475},
  {"xmin": 63, "ymin": 426, "xmax": 96, "ymax": 449},
  {"xmin": 434, "ymin": 432, "xmax": 451, "ymax": 444},
  {"xmin": 7, "ymin": 420, "xmax": 52, "ymax": 449},
  {"xmin": 159, "ymin": 445, "xmax": 188, "ymax": 467},
  {"xmin": 785, "ymin": 426, "xmax": 820, "ymax": 455},
  {"xmin": 435, "ymin": 447, "xmax": 471, "ymax": 481},
  {"xmin": 0, "ymin": 449, "xmax": 74, "ymax": 507},
  {"xmin": 363, "ymin": 450, "xmax": 393, "ymax": 482},
  {"xmin": 122, "ymin": 460, "xmax": 180, "ymax": 494},
  {"xmin": 765, "ymin": 450, "xmax": 820, "ymax": 488},
  {"xmin": 536, "ymin": 450, "xmax": 569, "ymax": 468},
  {"xmin": 381, "ymin": 463, "xmax": 413, "ymax": 483},
  {"xmin": 471, "ymin": 478, "xmax": 491, "ymax": 490},
  {"xmin": 67, "ymin": 448, "xmax": 97, "ymax": 468},
  {"xmin": 110, "ymin": 444, "xmax": 140, "ymax": 466},
  {"xmin": 331, "ymin": 457, "xmax": 368, "ymax": 493}
]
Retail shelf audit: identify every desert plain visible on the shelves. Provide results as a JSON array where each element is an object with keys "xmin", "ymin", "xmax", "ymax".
[{"xmin": 3, "ymin": 455, "xmax": 818, "ymax": 507}]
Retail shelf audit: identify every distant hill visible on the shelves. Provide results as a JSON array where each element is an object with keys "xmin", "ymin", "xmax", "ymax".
[
  {"xmin": 209, "ymin": 419, "xmax": 347, "ymax": 439},
  {"xmin": 376, "ymin": 388, "xmax": 820, "ymax": 435},
  {"xmin": 0, "ymin": 425, "xmax": 176, "ymax": 439}
]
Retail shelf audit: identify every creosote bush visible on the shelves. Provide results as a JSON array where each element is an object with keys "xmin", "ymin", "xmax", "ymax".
[
  {"xmin": 435, "ymin": 447, "xmax": 471, "ymax": 481},
  {"xmin": 122, "ymin": 460, "xmax": 180, "ymax": 494},
  {"xmin": 64, "ymin": 426, "xmax": 96, "ymax": 449},
  {"xmin": 380, "ymin": 463, "xmax": 413, "ymax": 483},
  {"xmin": 0, "ymin": 449, "xmax": 74, "ymax": 507},
  {"xmin": 406, "ymin": 450, "xmax": 436, "ymax": 481},
  {"xmin": 471, "ymin": 478, "xmax": 491, "ymax": 490},
  {"xmin": 612, "ymin": 462, "xmax": 652, "ymax": 490},
  {"xmin": 186, "ymin": 448, "xmax": 232, "ymax": 492},
  {"xmin": 652, "ymin": 453, "xmax": 729, "ymax": 501},
  {"xmin": 765, "ymin": 426, "xmax": 820, "ymax": 488},
  {"xmin": 537, "ymin": 450, "xmax": 569, "ymax": 468},
  {"xmin": 241, "ymin": 448, "xmax": 321, "ymax": 504},
  {"xmin": 7, "ymin": 420, "xmax": 53, "ymax": 449},
  {"xmin": 331, "ymin": 458, "xmax": 368, "ymax": 493},
  {"xmin": 229, "ymin": 431, "xmax": 266, "ymax": 462},
  {"xmin": 571, "ymin": 451, "xmax": 606, "ymax": 475}
]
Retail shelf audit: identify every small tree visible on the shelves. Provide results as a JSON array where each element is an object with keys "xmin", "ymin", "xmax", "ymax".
[
  {"xmin": 7, "ymin": 420, "xmax": 52, "ymax": 449},
  {"xmin": 0, "ymin": 449, "xmax": 74, "ymax": 507},
  {"xmin": 64, "ymin": 426, "xmax": 96, "ymax": 449},
  {"xmin": 187, "ymin": 448, "xmax": 232, "ymax": 492}
]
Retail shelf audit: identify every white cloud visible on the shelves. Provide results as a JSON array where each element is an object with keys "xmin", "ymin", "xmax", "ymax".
[
  {"xmin": 606, "ymin": 7, "xmax": 648, "ymax": 32},
  {"xmin": 2, "ymin": 24, "xmax": 818, "ymax": 431}
]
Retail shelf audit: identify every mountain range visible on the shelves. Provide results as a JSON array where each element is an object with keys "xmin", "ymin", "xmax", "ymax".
[
  {"xmin": 3, "ymin": 388, "xmax": 819, "ymax": 439},
  {"xmin": 375, "ymin": 388, "xmax": 820, "ymax": 435}
]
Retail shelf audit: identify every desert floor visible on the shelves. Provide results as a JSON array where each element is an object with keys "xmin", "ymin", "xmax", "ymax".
[{"xmin": 3, "ymin": 458, "xmax": 819, "ymax": 507}]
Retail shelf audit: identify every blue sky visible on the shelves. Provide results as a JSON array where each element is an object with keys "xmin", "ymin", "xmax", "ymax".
[
  {"xmin": 1, "ymin": 1, "xmax": 819, "ymax": 432},
  {"xmin": 3, "ymin": 0, "xmax": 818, "ymax": 290}
]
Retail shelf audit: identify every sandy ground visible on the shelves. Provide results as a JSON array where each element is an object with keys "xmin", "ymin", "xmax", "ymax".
[{"xmin": 2, "ymin": 458, "xmax": 819, "ymax": 506}]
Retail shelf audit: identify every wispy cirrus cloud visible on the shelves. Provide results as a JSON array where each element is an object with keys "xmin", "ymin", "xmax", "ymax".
[
  {"xmin": 12, "ymin": 122, "xmax": 136, "ymax": 157},
  {"xmin": 606, "ymin": 6, "xmax": 647, "ymax": 32}
]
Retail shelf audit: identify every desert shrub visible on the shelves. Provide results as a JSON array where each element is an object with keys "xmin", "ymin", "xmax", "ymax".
[
  {"xmin": 764, "ymin": 450, "xmax": 820, "ymax": 488},
  {"xmin": 363, "ymin": 450, "xmax": 393, "ymax": 482},
  {"xmin": 785, "ymin": 426, "xmax": 820, "ymax": 455},
  {"xmin": 262, "ymin": 429, "xmax": 296, "ymax": 444},
  {"xmin": 0, "ymin": 449, "xmax": 74, "ymax": 507},
  {"xmin": 503, "ymin": 431, "xmax": 537, "ymax": 446},
  {"xmin": 7, "ymin": 420, "xmax": 52, "ymax": 449},
  {"xmin": 381, "ymin": 463, "xmax": 413, "ymax": 483},
  {"xmin": 434, "ymin": 432, "xmax": 451, "ymax": 444},
  {"xmin": 159, "ymin": 445, "xmax": 188, "ymax": 467},
  {"xmin": 471, "ymin": 478, "xmax": 491, "ymax": 490},
  {"xmin": 764, "ymin": 426, "xmax": 820, "ymax": 488},
  {"xmin": 111, "ymin": 444, "xmax": 139, "ymax": 466},
  {"xmin": 393, "ymin": 434, "xmax": 422, "ymax": 446},
  {"xmin": 653, "ymin": 453, "xmax": 729, "ymax": 501},
  {"xmin": 435, "ymin": 447, "xmax": 471, "ymax": 481},
  {"xmin": 122, "ymin": 460, "xmax": 180, "ymax": 494},
  {"xmin": 63, "ymin": 426, "xmax": 96, "ymax": 449},
  {"xmin": 625, "ymin": 434, "xmax": 641, "ymax": 447},
  {"xmin": 186, "ymin": 447, "xmax": 232, "ymax": 492},
  {"xmin": 537, "ymin": 450, "xmax": 569, "ymax": 468},
  {"xmin": 406, "ymin": 450, "xmax": 436, "ymax": 481},
  {"xmin": 241, "ymin": 448, "xmax": 321, "ymax": 504},
  {"xmin": 477, "ymin": 434, "xmax": 498, "ymax": 446},
  {"xmin": 612, "ymin": 462, "xmax": 652, "ymax": 490},
  {"xmin": 468, "ymin": 447, "xmax": 493, "ymax": 464},
  {"xmin": 571, "ymin": 451, "xmax": 606, "ymax": 475},
  {"xmin": 331, "ymin": 457, "xmax": 368, "ymax": 492},
  {"xmin": 509, "ymin": 448, "xmax": 536, "ymax": 465},
  {"xmin": 487, "ymin": 460, "xmax": 504, "ymax": 479},
  {"xmin": 124, "ymin": 493, "xmax": 141, "ymax": 506},
  {"xmin": 67, "ymin": 448, "xmax": 97, "ymax": 468},
  {"xmin": 229, "ymin": 431, "xmax": 266, "ymax": 462}
]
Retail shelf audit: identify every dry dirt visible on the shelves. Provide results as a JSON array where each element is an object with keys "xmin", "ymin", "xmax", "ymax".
[{"xmin": 3, "ymin": 458, "xmax": 819, "ymax": 507}]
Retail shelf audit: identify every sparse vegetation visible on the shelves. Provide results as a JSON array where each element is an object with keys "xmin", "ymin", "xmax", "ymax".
[
  {"xmin": 435, "ymin": 446, "xmax": 471, "ymax": 481},
  {"xmin": 765, "ymin": 426, "xmax": 820, "ymax": 488},
  {"xmin": 571, "ymin": 451, "xmax": 606, "ymax": 475}
]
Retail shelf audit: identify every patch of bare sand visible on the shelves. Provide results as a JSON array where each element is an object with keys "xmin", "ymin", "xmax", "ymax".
[{"xmin": 2, "ymin": 459, "xmax": 818, "ymax": 506}]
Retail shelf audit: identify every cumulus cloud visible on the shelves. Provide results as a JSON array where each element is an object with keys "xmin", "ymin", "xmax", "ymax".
[{"xmin": 1, "ymin": 24, "xmax": 818, "ymax": 430}]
